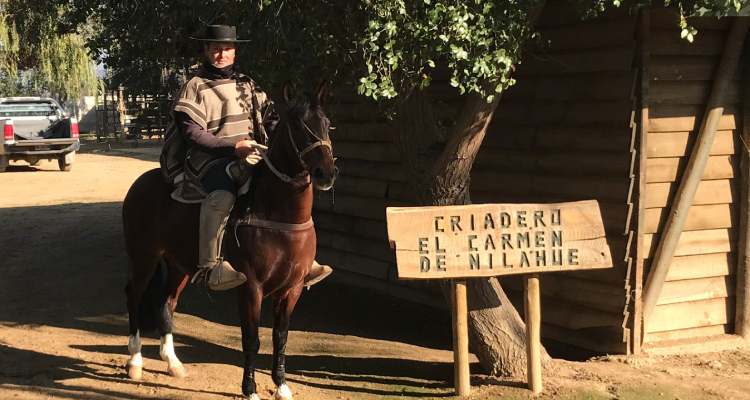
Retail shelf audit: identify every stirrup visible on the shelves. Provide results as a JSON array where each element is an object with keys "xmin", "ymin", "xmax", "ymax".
[
  {"xmin": 190, "ymin": 266, "xmax": 212, "ymax": 285},
  {"xmin": 304, "ymin": 263, "xmax": 333, "ymax": 288},
  {"xmin": 209, "ymin": 260, "xmax": 247, "ymax": 291}
]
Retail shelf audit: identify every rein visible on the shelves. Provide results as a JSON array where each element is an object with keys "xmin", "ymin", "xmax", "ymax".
[{"xmin": 236, "ymin": 117, "xmax": 329, "ymax": 236}]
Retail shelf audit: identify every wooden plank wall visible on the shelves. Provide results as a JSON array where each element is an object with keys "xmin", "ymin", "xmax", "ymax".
[
  {"xmin": 314, "ymin": 2, "xmax": 641, "ymax": 353},
  {"xmin": 312, "ymin": 107, "xmax": 403, "ymax": 281},
  {"xmin": 642, "ymin": 9, "xmax": 739, "ymax": 344},
  {"xmin": 470, "ymin": 5, "xmax": 638, "ymax": 353}
]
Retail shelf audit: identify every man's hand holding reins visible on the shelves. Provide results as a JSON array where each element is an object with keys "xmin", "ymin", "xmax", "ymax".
[{"xmin": 235, "ymin": 139, "xmax": 267, "ymax": 165}]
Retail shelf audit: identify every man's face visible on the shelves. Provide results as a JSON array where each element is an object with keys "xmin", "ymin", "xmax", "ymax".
[{"xmin": 204, "ymin": 42, "xmax": 236, "ymax": 68}]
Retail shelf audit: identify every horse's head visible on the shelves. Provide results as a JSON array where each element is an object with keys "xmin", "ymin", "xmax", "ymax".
[{"xmin": 279, "ymin": 81, "xmax": 338, "ymax": 191}]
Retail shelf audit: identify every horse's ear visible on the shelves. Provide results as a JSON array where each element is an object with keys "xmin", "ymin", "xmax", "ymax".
[
  {"xmin": 282, "ymin": 81, "xmax": 295, "ymax": 104},
  {"xmin": 316, "ymin": 80, "xmax": 330, "ymax": 106}
]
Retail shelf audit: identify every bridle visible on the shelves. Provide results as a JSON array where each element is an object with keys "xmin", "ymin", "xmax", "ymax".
[
  {"xmin": 287, "ymin": 119, "xmax": 332, "ymax": 171},
  {"xmin": 260, "ymin": 115, "xmax": 333, "ymax": 188}
]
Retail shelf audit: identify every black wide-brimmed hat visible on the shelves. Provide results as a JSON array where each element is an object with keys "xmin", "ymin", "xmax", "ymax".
[{"xmin": 190, "ymin": 25, "xmax": 249, "ymax": 43}]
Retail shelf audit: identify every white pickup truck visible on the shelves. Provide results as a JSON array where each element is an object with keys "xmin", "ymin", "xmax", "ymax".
[{"xmin": 0, "ymin": 97, "xmax": 80, "ymax": 172}]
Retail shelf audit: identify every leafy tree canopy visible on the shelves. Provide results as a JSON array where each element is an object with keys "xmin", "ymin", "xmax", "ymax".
[
  {"xmin": 10, "ymin": 0, "xmax": 748, "ymax": 100},
  {"xmin": 0, "ymin": 0, "xmax": 98, "ymax": 103}
]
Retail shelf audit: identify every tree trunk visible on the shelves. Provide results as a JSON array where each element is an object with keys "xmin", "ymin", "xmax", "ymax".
[{"xmin": 394, "ymin": 88, "xmax": 551, "ymax": 377}]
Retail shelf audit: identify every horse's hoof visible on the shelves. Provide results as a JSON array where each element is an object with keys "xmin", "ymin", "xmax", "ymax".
[
  {"xmin": 126, "ymin": 363, "xmax": 142, "ymax": 380},
  {"xmin": 247, "ymin": 394, "xmax": 261, "ymax": 400},
  {"xmin": 273, "ymin": 384, "xmax": 293, "ymax": 400},
  {"xmin": 167, "ymin": 363, "xmax": 188, "ymax": 378}
]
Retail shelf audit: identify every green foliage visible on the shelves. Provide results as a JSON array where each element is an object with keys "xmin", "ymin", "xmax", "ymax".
[
  {"xmin": 11, "ymin": 0, "xmax": 748, "ymax": 103},
  {"xmin": 38, "ymin": 33, "xmax": 98, "ymax": 102},
  {"xmin": 583, "ymin": 0, "xmax": 750, "ymax": 43},
  {"xmin": 0, "ymin": 7, "xmax": 20, "ymax": 95},
  {"xmin": 668, "ymin": 0, "xmax": 748, "ymax": 42},
  {"xmin": 0, "ymin": 0, "xmax": 98, "ymax": 101},
  {"xmin": 357, "ymin": 0, "xmax": 538, "ymax": 102},
  {"xmin": 58, "ymin": 0, "xmax": 361, "ymax": 96}
]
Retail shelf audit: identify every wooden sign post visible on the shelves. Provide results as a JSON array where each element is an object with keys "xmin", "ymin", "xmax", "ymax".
[{"xmin": 386, "ymin": 200, "xmax": 613, "ymax": 396}]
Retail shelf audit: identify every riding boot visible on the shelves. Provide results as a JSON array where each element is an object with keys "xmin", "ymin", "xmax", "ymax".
[
  {"xmin": 198, "ymin": 190, "xmax": 247, "ymax": 291},
  {"xmin": 303, "ymin": 260, "xmax": 333, "ymax": 287}
]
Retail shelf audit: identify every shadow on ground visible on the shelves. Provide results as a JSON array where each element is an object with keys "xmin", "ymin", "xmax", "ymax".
[
  {"xmin": 0, "ymin": 344, "xmax": 240, "ymax": 400},
  {"xmin": 0, "ymin": 201, "xmax": 455, "ymax": 398}
]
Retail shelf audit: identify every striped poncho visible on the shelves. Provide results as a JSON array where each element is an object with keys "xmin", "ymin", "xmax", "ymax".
[{"xmin": 159, "ymin": 67, "xmax": 272, "ymax": 202}]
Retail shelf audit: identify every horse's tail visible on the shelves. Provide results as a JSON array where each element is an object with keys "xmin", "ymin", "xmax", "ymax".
[{"xmin": 137, "ymin": 259, "xmax": 169, "ymax": 334}]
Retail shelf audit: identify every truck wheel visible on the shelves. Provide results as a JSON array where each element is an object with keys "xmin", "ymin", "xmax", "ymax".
[
  {"xmin": 0, "ymin": 156, "xmax": 7, "ymax": 172},
  {"xmin": 58, "ymin": 152, "xmax": 75, "ymax": 172},
  {"xmin": 57, "ymin": 157, "xmax": 73, "ymax": 172},
  {"xmin": 58, "ymin": 158, "xmax": 73, "ymax": 171}
]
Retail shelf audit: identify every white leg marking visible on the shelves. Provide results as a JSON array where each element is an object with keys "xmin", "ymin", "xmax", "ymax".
[
  {"xmin": 248, "ymin": 394, "xmax": 261, "ymax": 400},
  {"xmin": 159, "ymin": 334, "xmax": 179, "ymax": 363},
  {"xmin": 160, "ymin": 333, "xmax": 187, "ymax": 378},
  {"xmin": 274, "ymin": 384, "xmax": 293, "ymax": 400},
  {"xmin": 127, "ymin": 332, "xmax": 143, "ymax": 367},
  {"xmin": 127, "ymin": 331, "xmax": 143, "ymax": 380}
]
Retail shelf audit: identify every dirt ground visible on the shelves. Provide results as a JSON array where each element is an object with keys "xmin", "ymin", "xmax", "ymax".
[{"xmin": 1, "ymin": 140, "xmax": 750, "ymax": 400}]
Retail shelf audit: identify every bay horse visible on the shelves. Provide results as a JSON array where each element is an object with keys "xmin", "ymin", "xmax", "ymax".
[{"xmin": 121, "ymin": 82, "xmax": 336, "ymax": 400}]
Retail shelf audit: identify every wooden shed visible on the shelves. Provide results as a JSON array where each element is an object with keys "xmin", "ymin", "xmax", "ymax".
[{"xmin": 314, "ymin": 4, "xmax": 750, "ymax": 355}]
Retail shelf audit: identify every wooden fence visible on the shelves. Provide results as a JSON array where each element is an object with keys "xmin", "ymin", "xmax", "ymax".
[{"xmin": 95, "ymin": 88, "xmax": 170, "ymax": 141}]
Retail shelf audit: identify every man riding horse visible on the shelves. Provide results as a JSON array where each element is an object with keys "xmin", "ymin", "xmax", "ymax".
[{"xmin": 160, "ymin": 24, "xmax": 332, "ymax": 291}]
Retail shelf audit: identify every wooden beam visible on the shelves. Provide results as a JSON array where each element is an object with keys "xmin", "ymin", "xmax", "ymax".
[
  {"xmin": 642, "ymin": 19, "xmax": 750, "ymax": 330},
  {"xmin": 539, "ymin": 19, "xmax": 635, "ymax": 52},
  {"xmin": 649, "ymin": 110, "xmax": 738, "ymax": 132},
  {"xmin": 541, "ymin": 323, "xmax": 628, "ymax": 353},
  {"xmin": 642, "ymin": 228, "xmax": 735, "ymax": 258},
  {"xmin": 645, "ymin": 155, "xmax": 736, "ymax": 183},
  {"xmin": 500, "ymin": 73, "xmax": 635, "ymax": 102},
  {"xmin": 525, "ymin": 274, "xmax": 542, "ymax": 395},
  {"xmin": 646, "ymin": 130, "xmax": 737, "ymax": 157},
  {"xmin": 737, "ymin": 43, "xmax": 750, "ymax": 339},
  {"xmin": 644, "ymin": 324, "xmax": 728, "ymax": 344},
  {"xmin": 503, "ymin": 275, "xmax": 627, "ymax": 313},
  {"xmin": 650, "ymin": 55, "xmax": 738, "ymax": 81},
  {"xmin": 315, "ymin": 247, "xmax": 391, "ymax": 280},
  {"xmin": 633, "ymin": 8, "xmax": 650, "ymax": 354},
  {"xmin": 664, "ymin": 253, "xmax": 734, "ymax": 281},
  {"xmin": 657, "ymin": 276, "xmax": 733, "ymax": 305},
  {"xmin": 476, "ymin": 149, "xmax": 630, "ymax": 176},
  {"xmin": 648, "ymin": 297, "xmax": 734, "ymax": 333},
  {"xmin": 644, "ymin": 179, "xmax": 736, "ymax": 208},
  {"xmin": 650, "ymin": 81, "xmax": 741, "ymax": 105},
  {"xmin": 451, "ymin": 280, "xmax": 470, "ymax": 396},
  {"xmin": 644, "ymin": 204, "xmax": 735, "ymax": 234},
  {"xmin": 517, "ymin": 46, "xmax": 635, "ymax": 76},
  {"xmin": 651, "ymin": 29, "xmax": 726, "ymax": 56}
]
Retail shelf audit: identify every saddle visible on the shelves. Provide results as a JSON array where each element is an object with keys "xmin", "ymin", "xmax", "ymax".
[
  {"xmin": 170, "ymin": 157, "xmax": 314, "ymax": 236},
  {"xmin": 170, "ymin": 158, "xmax": 254, "ymax": 204}
]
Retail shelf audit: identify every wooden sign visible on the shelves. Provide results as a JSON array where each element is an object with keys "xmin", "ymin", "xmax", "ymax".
[
  {"xmin": 387, "ymin": 200, "xmax": 612, "ymax": 279},
  {"xmin": 386, "ymin": 200, "xmax": 614, "ymax": 397}
]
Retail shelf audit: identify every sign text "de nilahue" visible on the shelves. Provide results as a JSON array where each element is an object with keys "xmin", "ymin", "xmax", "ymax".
[{"xmin": 386, "ymin": 200, "xmax": 613, "ymax": 279}]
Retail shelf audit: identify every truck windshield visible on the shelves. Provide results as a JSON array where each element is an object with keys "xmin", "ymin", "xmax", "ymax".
[{"xmin": 0, "ymin": 103, "xmax": 59, "ymax": 117}]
